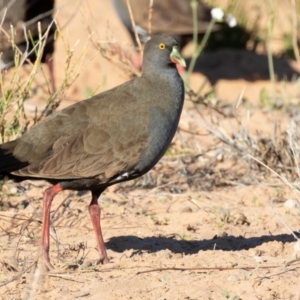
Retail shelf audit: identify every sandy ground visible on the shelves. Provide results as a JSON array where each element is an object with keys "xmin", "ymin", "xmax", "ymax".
[{"xmin": 1, "ymin": 0, "xmax": 300, "ymax": 299}]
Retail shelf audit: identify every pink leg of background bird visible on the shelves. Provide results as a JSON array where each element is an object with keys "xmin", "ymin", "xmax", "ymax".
[{"xmin": 45, "ymin": 53, "xmax": 56, "ymax": 93}]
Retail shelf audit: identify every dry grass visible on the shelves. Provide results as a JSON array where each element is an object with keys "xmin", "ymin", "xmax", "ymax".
[{"xmin": 0, "ymin": 19, "xmax": 86, "ymax": 143}]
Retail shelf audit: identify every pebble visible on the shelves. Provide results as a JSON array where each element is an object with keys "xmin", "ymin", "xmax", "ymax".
[
  {"xmin": 80, "ymin": 260, "xmax": 93, "ymax": 269},
  {"xmin": 228, "ymin": 274, "xmax": 239, "ymax": 282},
  {"xmin": 157, "ymin": 249, "xmax": 172, "ymax": 259},
  {"xmin": 253, "ymin": 255, "xmax": 264, "ymax": 263},
  {"xmin": 181, "ymin": 207, "xmax": 193, "ymax": 213},
  {"xmin": 216, "ymin": 231, "xmax": 228, "ymax": 238},
  {"xmin": 284, "ymin": 199, "xmax": 299, "ymax": 209},
  {"xmin": 294, "ymin": 240, "xmax": 300, "ymax": 253},
  {"xmin": 9, "ymin": 186, "xmax": 18, "ymax": 194},
  {"xmin": 249, "ymin": 249, "xmax": 263, "ymax": 256}
]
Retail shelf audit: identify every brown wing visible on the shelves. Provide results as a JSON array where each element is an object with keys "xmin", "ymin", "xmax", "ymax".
[
  {"xmin": 11, "ymin": 83, "xmax": 150, "ymax": 180},
  {"xmin": 14, "ymin": 125, "xmax": 148, "ymax": 180}
]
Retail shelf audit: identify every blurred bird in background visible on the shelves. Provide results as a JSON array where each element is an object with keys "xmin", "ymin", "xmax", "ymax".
[
  {"xmin": 0, "ymin": 0, "xmax": 56, "ymax": 92},
  {"xmin": 111, "ymin": 0, "xmax": 249, "ymax": 73},
  {"xmin": 112, "ymin": 0, "xmax": 221, "ymax": 70}
]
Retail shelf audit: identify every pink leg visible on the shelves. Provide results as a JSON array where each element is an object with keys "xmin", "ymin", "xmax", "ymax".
[
  {"xmin": 88, "ymin": 191, "xmax": 109, "ymax": 264},
  {"xmin": 45, "ymin": 53, "xmax": 56, "ymax": 93},
  {"xmin": 40, "ymin": 184, "xmax": 62, "ymax": 269}
]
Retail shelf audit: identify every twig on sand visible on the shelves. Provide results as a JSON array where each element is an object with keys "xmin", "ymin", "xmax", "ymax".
[
  {"xmin": 0, "ymin": 262, "xmax": 36, "ymax": 288},
  {"xmin": 136, "ymin": 264, "xmax": 281, "ymax": 275}
]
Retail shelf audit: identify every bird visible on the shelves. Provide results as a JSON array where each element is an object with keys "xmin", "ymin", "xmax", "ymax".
[
  {"xmin": 112, "ymin": 0, "xmax": 219, "ymax": 70},
  {"xmin": 0, "ymin": 34, "xmax": 186, "ymax": 269},
  {"xmin": 0, "ymin": 0, "xmax": 56, "ymax": 92}
]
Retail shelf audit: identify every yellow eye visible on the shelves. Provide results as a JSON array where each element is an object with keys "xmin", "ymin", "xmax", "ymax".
[{"xmin": 159, "ymin": 43, "xmax": 166, "ymax": 50}]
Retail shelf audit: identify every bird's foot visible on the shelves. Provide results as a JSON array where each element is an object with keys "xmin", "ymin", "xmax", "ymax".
[
  {"xmin": 44, "ymin": 259, "xmax": 54, "ymax": 270},
  {"xmin": 97, "ymin": 252, "xmax": 109, "ymax": 265},
  {"xmin": 97, "ymin": 257, "xmax": 109, "ymax": 265}
]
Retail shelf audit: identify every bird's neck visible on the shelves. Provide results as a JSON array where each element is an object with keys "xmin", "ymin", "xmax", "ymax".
[
  {"xmin": 142, "ymin": 63, "xmax": 180, "ymax": 81},
  {"xmin": 141, "ymin": 65, "xmax": 184, "ymax": 113}
]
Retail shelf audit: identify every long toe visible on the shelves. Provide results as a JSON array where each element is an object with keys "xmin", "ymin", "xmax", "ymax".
[
  {"xmin": 97, "ymin": 255, "xmax": 109, "ymax": 265},
  {"xmin": 42, "ymin": 249, "xmax": 54, "ymax": 270},
  {"xmin": 97, "ymin": 248, "xmax": 109, "ymax": 265}
]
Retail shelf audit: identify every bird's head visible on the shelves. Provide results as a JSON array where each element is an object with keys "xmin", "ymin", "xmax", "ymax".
[{"xmin": 142, "ymin": 34, "xmax": 186, "ymax": 73}]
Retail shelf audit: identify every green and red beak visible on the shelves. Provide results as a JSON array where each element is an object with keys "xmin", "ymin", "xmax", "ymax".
[{"xmin": 170, "ymin": 45, "xmax": 186, "ymax": 67}]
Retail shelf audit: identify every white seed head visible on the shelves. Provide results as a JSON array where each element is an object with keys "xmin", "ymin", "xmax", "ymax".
[
  {"xmin": 226, "ymin": 14, "xmax": 237, "ymax": 28},
  {"xmin": 211, "ymin": 8, "xmax": 224, "ymax": 21}
]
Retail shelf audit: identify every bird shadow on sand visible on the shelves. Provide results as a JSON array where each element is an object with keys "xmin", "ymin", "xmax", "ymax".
[
  {"xmin": 106, "ymin": 233, "xmax": 299, "ymax": 255},
  {"xmin": 187, "ymin": 48, "xmax": 300, "ymax": 86}
]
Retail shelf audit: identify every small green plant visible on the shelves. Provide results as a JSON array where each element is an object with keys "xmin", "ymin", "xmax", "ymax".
[
  {"xmin": 0, "ymin": 22, "xmax": 86, "ymax": 143},
  {"xmin": 251, "ymin": 196, "xmax": 257, "ymax": 204},
  {"xmin": 137, "ymin": 208, "xmax": 148, "ymax": 216},
  {"xmin": 221, "ymin": 289, "xmax": 230, "ymax": 299},
  {"xmin": 26, "ymin": 231, "xmax": 37, "ymax": 241},
  {"xmin": 174, "ymin": 233, "xmax": 192, "ymax": 241},
  {"xmin": 282, "ymin": 33, "xmax": 300, "ymax": 60},
  {"xmin": 150, "ymin": 215, "xmax": 169, "ymax": 225},
  {"xmin": 215, "ymin": 207, "xmax": 231, "ymax": 227}
]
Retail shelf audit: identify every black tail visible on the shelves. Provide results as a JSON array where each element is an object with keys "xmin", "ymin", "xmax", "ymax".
[{"xmin": 0, "ymin": 141, "xmax": 28, "ymax": 174}]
